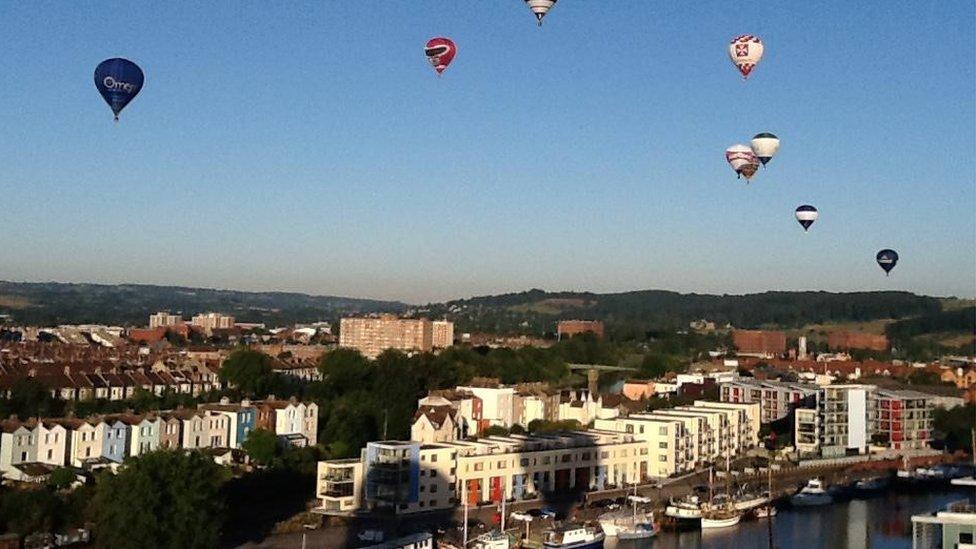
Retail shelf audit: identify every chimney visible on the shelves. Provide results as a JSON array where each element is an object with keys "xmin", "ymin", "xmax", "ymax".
[{"xmin": 220, "ymin": 396, "xmax": 230, "ymax": 405}]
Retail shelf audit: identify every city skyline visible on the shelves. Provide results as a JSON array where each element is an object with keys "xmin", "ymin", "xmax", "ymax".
[{"xmin": 0, "ymin": 2, "xmax": 973, "ymax": 303}]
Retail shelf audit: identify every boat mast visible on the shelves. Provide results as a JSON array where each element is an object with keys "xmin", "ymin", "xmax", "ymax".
[{"xmin": 463, "ymin": 479, "xmax": 468, "ymax": 547}]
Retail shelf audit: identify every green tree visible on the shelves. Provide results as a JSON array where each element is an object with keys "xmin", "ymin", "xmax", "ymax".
[
  {"xmin": 482, "ymin": 425, "xmax": 509, "ymax": 437},
  {"xmin": 48, "ymin": 468, "xmax": 78, "ymax": 490},
  {"xmin": 1, "ymin": 377, "xmax": 63, "ymax": 419},
  {"xmin": 242, "ymin": 428, "xmax": 278, "ymax": 466},
  {"xmin": 92, "ymin": 450, "xmax": 227, "ymax": 549},
  {"xmin": 932, "ymin": 404, "xmax": 975, "ymax": 452},
  {"xmin": 219, "ymin": 350, "xmax": 275, "ymax": 397}
]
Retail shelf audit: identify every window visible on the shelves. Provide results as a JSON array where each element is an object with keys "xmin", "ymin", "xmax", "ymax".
[
  {"xmin": 430, "ymin": 485, "xmax": 438, "ymax": 493},
  {"xmin": 658, "ymin": 442, "xmax": 668, "ymax": 449},
  {"xmin": 601, "ymin": 451, "xmax": 609, "ymax": 459},
  {"xmin": 639, "ymin": 426, "xmax": 645, "ymax": 434},
  {"xmin": 431, "ymin": 454, "xmax": 438, "ymax": 463},
  {"xmin": 959, "ymin": 533, "xmax": 973, "ymax": 544},
  {"xmin": 659, "ymin": 427, "xmax": 668, "ymax": 435},
  {"xmin": 658, "ymin": 455, "xmax": 667, "ymax": 462},
  {"xmin": 420, "ymin": 485, "xmax": 426, "ymax": 492},
  {"xmin": 431, "ymin": 470, "xmax": 438, "ymax": 478},
  {"xmin": 561, "ymin": 455, "xmax": 571, "ymax": 463},
  {"xmin": 640, "ymin": 448, "xmax": 648, "ymax": 455},
  {"xmin": 474, "ymin": 463, "xmax": 483, "ymax": 471},
  {"xmin": 497, "ymin": 461, "xmax": 506, "ymax": 469},
  {"xmin": 520, "ymin": 458, "xmax": 529, "ymax": 467}
]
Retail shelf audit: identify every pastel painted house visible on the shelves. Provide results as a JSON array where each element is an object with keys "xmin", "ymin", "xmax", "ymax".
[
  {"xmin": 129, "ymin": 415, "xmax": 163, "ymax": 456},
  {"xmin": 68, "ymin": 419, "xmax": 104, "ymax": 467},
  {"xmin": 199, "ymin": 399, "xmax": 256, "ymax": 449},
  {"xmin": 0, "ymin": 419, "xmax": 37, "ymax": 480},
  {"xmin": 101, "ymin": 418, "xmax": 130, "ymax": 463},
  {"xmin": 36, "ymin": 420, "xmax": 69, "ymax": 467}
]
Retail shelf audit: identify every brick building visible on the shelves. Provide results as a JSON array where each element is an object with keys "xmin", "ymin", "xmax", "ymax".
[
  {"xmin": 828, "ymin": 331, "xmax": 889, "ymax": 352},
  {"xmin": 732, "ymin": 330, "xmax": 786, "ymax": 356},
  {"xmin": 557, "ymin": 320, "xmax": 605, "ymax": 340}
]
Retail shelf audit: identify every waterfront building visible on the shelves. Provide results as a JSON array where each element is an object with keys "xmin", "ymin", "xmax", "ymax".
[
  {"xmin": 720, "ymin": 378, "xmax": 818, "ymax": 423},
  {"xmin": 794, "ymin": 384, "xmax": 877, "ymax": 458},
  {"xmin": 874, "ymin": 389, "xmax": 933, "ymax": 451},
  {"xmin": 911, "ymin": 478, "xmax": 976, "ymax": 549}
]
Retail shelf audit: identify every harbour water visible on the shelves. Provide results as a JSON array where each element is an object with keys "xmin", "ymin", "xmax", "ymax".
[{"xmin": 606, "ymin": 486, "xmax": 972, "ymax": 549}]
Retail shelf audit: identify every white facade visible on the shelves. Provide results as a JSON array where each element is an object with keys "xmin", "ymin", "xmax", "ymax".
[
  {"xmin": 457, "ymin": 386, "xmax": 515, "ymax": 428},
  {"xmin": 36, "ymin": 422, "xmax": 68, "ymax": 466}
]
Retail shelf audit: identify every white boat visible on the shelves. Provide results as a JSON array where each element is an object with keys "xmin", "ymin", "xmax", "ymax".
[
  {"xmin": 754, "ymin": 505, "xmax": 777, "ymax": 518},
  {"xmin": 790, "ymin": 478, "xmax": 833, "ymax": 507},
  {"xmin": 618, "ymin": 523, "xmax": 658, "ymax": 540},
  {"xmin": 732, "ymin": 492, "xmax": 770, "ymax": 511},
  {"xmin": 665, "ymin": 496, "xmax": 703, "ymax": 520},
  {"xmin": 542, "ymin": 524, "xmax": 605, "ymax": 548},
  {"xmin": 471, "ymin": 530, "xmax": 511, "ymax": 549}
]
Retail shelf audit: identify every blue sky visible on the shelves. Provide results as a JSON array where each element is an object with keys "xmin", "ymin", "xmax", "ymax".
[{"xmin": 0, "ymin": 2, "xmax": 973, "ymax": 303}]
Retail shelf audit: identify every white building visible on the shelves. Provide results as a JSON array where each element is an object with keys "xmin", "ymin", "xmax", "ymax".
[{"xmin": 457, "ymin": 385, "xmax": 515, "ymax": 428}]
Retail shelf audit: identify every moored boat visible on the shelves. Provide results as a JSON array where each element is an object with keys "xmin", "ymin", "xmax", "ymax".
[
  {"xmin": 542, "ymin": 524, "xmax": 605, "ymax": 549},
  {"xmin": 790, "ymin": 478, "xmax": 833, "ymax": 507},
  {"xmin": 665, "ymin": 495, "xmax": 703, "ymax": 520},
  {"xmin": 854, "ymin": 476, "xmax": 889, "ymax": 494},
  {"xmin": 754, "ymin": 505, "xmax": 777, "ymax": 518},
  {"xmin": 471, "ymin": 530, "xmax": 511, "ymax": 549},
  {"xmin": 598, "ymin": 489, "xmax": 655, "ymax": 539},
  {"xmin": 700, "ymin": 505, "xmax": 742, "ymax": 529}
]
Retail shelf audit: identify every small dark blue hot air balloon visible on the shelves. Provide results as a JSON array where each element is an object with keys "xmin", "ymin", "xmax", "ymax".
[
  {"xmin": 94, "ymin": 58, "xmax": 144, "ymax": 121},
  {"xmin": 876, "ymin": 249, "xmax": 899, "ymax": 276}
]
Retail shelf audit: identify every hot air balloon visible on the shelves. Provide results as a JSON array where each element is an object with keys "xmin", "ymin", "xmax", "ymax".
[
  {"xmin": 725, "ymin": 144, "xmax": 760, "ymax": 181},
  {"xmin": 525, "ymin": 0, "xmax": 557, "ymax": 26},
  {"xmin": 728, "ymin": 35, "xmax": 764, "ymax": 80},
  {"xmin": 876, "ymin": 249, "xmax": 899, "ymax": 276},
  {"xmin": 795, "ymin": 205, "xmax": 818, "ymax": 231},
  {"xmin": 94, "ymin": 58, "xmax": 144, "ymax": 122},
  {"xmin": 424, "ymin": 37, "xmax": 456, "ymax": 75},
  {"xmin": 751, "ymin": 133, "xmax": 780, "ymax": 166}
]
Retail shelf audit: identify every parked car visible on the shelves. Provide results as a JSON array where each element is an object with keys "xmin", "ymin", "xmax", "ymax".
[{"xmin": 357, "ymin": 530, "xmax": 384, "ymax": 543}]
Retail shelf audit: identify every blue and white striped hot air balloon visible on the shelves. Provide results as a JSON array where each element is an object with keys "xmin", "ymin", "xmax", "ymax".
[
  {"xmin": 751, "ymin": 133, "xmax": 780, "ymax": 166},
  {"xmin": 795, "ymin": 205, "xmax": 818, "ymax": 231}
]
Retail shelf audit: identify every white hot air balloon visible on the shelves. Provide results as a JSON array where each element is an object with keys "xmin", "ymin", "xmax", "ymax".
[
  {"xmin": 751, "ymin": 133, "xmax": 780, "ymax": 166},
  {"xmin": 725, "ymin": 144, "xmax": 760, "ymax": 181},
  {"xmin": 524, "ymin": 0, "xmax": 557, "ymax": 26},
  {"xmin": 728, "ymin": 35, "xmax": 764, "ymax": 79}
]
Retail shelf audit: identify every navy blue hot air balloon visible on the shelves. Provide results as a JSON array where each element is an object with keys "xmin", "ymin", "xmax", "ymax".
[
  {"xmin": 94, "ymin": 58, "xmax": 144, "ymax": 121},
  {"xmin": 876, "ymin": 249, "xmax": 899, "ymax": 276}
]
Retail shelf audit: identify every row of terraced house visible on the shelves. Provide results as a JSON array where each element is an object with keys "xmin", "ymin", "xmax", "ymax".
[
  {"xmin": 0, "ymin": 362, "xmax": 223, "ymax": 402},
  {"xmin": 0, "ymin": 398, "xmax": 317, "ymax": 483}
]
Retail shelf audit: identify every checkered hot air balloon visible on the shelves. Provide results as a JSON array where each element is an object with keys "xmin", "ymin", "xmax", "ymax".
[
  {"xmin": 524, "ymin": 0, "xmax": 557, "ymax": 26},
  {"xmin": 729, "ymin": 35, "xmax": 764, "ymax": 80},
  {"xmin": 725, "ymin": 144, "xmax": 760, "ymax": 181},
  {"xmin": 795, "ymin": 205, "xmax": 819, "ymax": 231},
  {"xmin": 424, "ymin": 37, "xmax": 456, "ymax": 75},
  {"xmin": 751, "ymin": 133, "xmax": 780, "ymax": 166}
]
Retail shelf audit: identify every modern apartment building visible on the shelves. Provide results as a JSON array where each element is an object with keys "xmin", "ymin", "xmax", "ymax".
[
  {"xmin": 340, "ymin": 316, "xmax": 454, "ymax": 359},
  {"xmin": 874, "ymin": 389, "xmax": 933, "ymax": 451},
  {"xmin": 149, "ymin": 311, "xmax": 184, "ymax": 329},
  {"xmin": 720, "ymin": 378, "xmax": 818, "ymax": 423},
  {"xmin": 795, "ymin": 384, "xmax": 877, "ymax": 458}
]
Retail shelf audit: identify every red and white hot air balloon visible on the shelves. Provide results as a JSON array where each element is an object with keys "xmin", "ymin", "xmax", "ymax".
[
  {"xmin": 728, "ymin": 35, "xmax": 764, "ymax": 80},
  {"xmin": 424, "ymin": 37, "xmax": 456, "ymax": 75},
  {"xmin": 726, "ymin": 144, "xmax": 760, "ymax": 181}
]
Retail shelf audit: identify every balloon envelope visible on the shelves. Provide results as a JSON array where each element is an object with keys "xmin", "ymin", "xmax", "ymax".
[
  {"xmin": 425, "ymin": 37, "xmax": 456, "ymax": 75},
  {"xmin": 795, "ymin": 205, "xmax": 818, "ymax": 231},
  {"xmin": 94, "ymin": 58, "xmax": 144, "ymax": 121},
  {"xmin": 751, "ymin": 133, "xmax": 780, "ymax": 166},
  {"xmin": 525, "ymin": 0, "xmax": 557, "ymax": 26},
  {"xmin": 876, "ymin": 249, "xmax": 899, "ymax": 275},
  {"xmin": 729, "ymin": 35, "xmax": 764, "ymax": 79},
  {"xmin": 726, "ymin": 144, "xmax": 760, "ymax": 180}
]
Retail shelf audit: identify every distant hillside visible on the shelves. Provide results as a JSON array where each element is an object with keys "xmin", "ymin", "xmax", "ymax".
[
  {"xmin": 0, "ymin": 282, "xmax": 407, "ymax": 326},
  {"xmin": 422, "ymin": 289, "xmax": 947, "ymax": 336}
]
